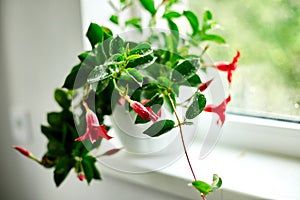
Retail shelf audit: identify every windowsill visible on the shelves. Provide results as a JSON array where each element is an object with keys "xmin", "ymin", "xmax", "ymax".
[{"xmin": 98, "ymin": 115, "xmax": 300, "ymax": 200}]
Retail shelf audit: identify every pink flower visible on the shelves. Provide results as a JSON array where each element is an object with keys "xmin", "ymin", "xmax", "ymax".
[
  {"xmin": 13, "ymin": 146, "xmax": 31, "ymax": 157},
  {"xmin": 130, "ymin": 101, "xmax": 159, "ymax": 122},
  {"xmin": 198, "ymin": 78, "xmax": 213, "ymax": 92},
  {"xmin": 75, "ymin": 102, "xmax": 112, "ymax": 144},
  {"xmin": 77, "ymin": 173, "xmax": 85, "ymax": 181},
  {"xmin": 204, "ymin": 96, "xmax": 231, "ymax": 125},
  {"xmin": 215, "ymin": 51, "xmax": 240, "ymax": 83}
]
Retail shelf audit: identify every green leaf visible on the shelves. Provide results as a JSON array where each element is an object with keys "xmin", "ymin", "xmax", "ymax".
[
  {"xmin": 203, "ymin": 10, "xmax": 213, "ymax": 21},
  {"xmin": 185, "ymin": 74, "xmax": 202, "ymax": 87},
  {"xmin": 86, "ymin": 23, "xmax": 104, "ymax": 48},
  {"xmin": 129, "ymin": 42, "xmax": 152, "ymax": 56},
  {"xmin": 157, "ymin": 76, "xmax": 172, "ymax": 88},
  {"xmin": 139, "ymin": 0, "xmax": 156, "ymax": 15},
  {"xmin": 47, "ymin": 140, "xmax": 65, "ymax": 157},
  {"xmin": 211, "ymin": 174, "xmax": 222, "ymax": 192},
  {"xmin": 82, "ymin": 155, "xmax": 101, "ymax": 182},
  {"xmin": 91, "ymin": 78, "xmax": 110, "ymax": 94},
  {"xmin": 186, "ymin": 92, "xmax": 206, "ymax": 119},
  {"xmin": 166, "ymin": 19, "xmax": 178, "ymax": 32},
  {"xmin": 192, "ymin": 180, "xmax": 213, "ymax": 195},
  {"xmin": 54, "ymin": 88, "xmax": 71, "ymax": 109},
  {"xmin": 144, "ymin": 93, "xmax": 164, "ymax": 107},
  {"xmin": 163, "ymin": 11, "xmax": 181, "ymax": 19},
  {"xmin": 82, "ymin": 156, "xmax": 95, "ymax": 184},
  {"xmin": 110, "ymin": 36, "xmax": 124, "ymax": 55},
  {"xmin": 47, "ymin": 112, "xmax": 63, "ymax": 127},
  {"xmin": 62, "ymin": 64, "xmax": 92, "ymax": 89},
  {"xmin": 54, "ymin": 156, "xmax": 75, "ymax": 187},
  {"xmin": 110, "ymin": 15, "xmax": 119, "ymax": 24},
  {"xmin": 125, "ymin": 18, "xmax": 142, "ymax": 27},
  {"xmin": 126, "ymin": 68, "xmax": 143, "ymax": 85},
  {"xmin": 41, "ymin": 125, "xmax": 62, "ymax": 141},
  {"xmin": 87, "ymin": 65, "xmax": 111, "ymax": 84},
  {"xmin": 143, "ymin": 119, "xmax": 175, "ymax": 137},
  {"xmin": 183, "ymin": 11, "xmax": 199, "ymax": 36},
  {"xmin": 171, "ymin": 59, "xmax": 199, "ymax": 82},
  {"xmin": 201, "ymin": 34, "xmax": 226, "ymax": 44}
]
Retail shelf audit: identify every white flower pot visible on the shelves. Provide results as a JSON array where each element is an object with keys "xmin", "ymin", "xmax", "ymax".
[{"xmin": 109, "ymin": 103, "xmax": 179, "ymax": 154}]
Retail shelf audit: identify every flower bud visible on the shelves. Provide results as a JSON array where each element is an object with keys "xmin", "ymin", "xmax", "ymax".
[{"xmin": 77, "ymin": 173, "xmax": 86, "ymax": 181}]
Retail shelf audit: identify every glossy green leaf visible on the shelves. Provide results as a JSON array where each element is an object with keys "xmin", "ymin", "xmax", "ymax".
[
  {"xmin": 143, "ymin": 119, "xmax": 175, "ymax": 137},
  {"xmin": 186, "ymin": 92, "xmax": 206, "ymax": 119},
  {"xmin": 139, "ymin": 0, "xmax": 156, "ymax": 15},
  {"xmin": 171, "ymin": 59, "xmax": 199, "ymax": 82},
  {"xmin": 110, "ymin": 36, "xmax": 124, "ymax": 55},
  {"xmin": 127, "ymin": 68, "xmax": 143, "ymax": 83},
  {"xmin": 54, "ymin": 156, "xmax": 75, "ymax": 187},
  {"xmin": 47, "ymin": 140, "xmax": 65, "ymax": 157},
  {"xmin": 201, "ymin": 34, "xmax": 226, "ymax": 44},
  {"xmin": 47, "ymin": 112, "xmax": 63, "ymax": 128},
  {"xmin": 54, "ymin": 88, "xmax": 71, "ymax": 109},
  {"xmin": 86, "ymin": 23, "xmax": 104, "ymax": 48},
  {"xmin": 125, "ymin": 18, "xmax": 141, "ymax": 27},
  {"xmin": 87, "ymin": 65, "xmax": 111, "ymax": 84},
  {"xmin": 211, "ymin": 174, "xmax": 222, "ymax": 192},
  {"xmin": 143, "ymin": 93, "xmax": 164, "ymax": 107},
  {"xmin": 183, "ymin": 11, "xmax": 199, "ymax": 36},
  {"xmin": 203, "ymin": 10, "xmax": 213, "ymax": 21},
  {"xmin": 163, "ymin": 11, "xmax": 181, "ymax": 19},
  {"xmin": 109, "ymin": 15, "xmax": 119, "ymax": 24},
  {"xmin": 129, "ymin": 42, "xmax": 152, "ymax": 56},
  {"xmin": 184, "ymin": 74, "xmax": 202, "ymax": 87},
  {"xmin": 62, "ymin": 64, "xmax": 92, "ymax": 89},
  {"xmin": 192, "ymin": 180, "xmax": 213, "ymax": 195},
  {"xmin": 41, "ymin": 125, "xmax": 62, "ymax": 141},
  {"xmin": 82, "ymin": 156, "xmax": 94, "ymax": 184}
]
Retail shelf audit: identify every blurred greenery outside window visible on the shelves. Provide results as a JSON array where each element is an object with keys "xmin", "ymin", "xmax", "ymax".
[{"xmin": 188, "ymin": 0, "xmax": 300, "ymax": 121}]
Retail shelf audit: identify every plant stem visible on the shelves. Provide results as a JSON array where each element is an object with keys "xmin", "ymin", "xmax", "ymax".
[
  {"xmin": 167, "ymin": 93, "xmax": 207, "ymax": 200},
  {"xmin": 167, "ymin": 93, "xmax": 197, "ymax": 181}
]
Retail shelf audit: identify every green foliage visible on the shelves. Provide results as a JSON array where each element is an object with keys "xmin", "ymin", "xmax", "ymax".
[
  {"xmin": 29, "ymin": 0, "xmax": 231, "ymax": 192},
  {"xmin": 143, "ymin": 120, "xmax": 175, "ymax": 137},
  {"xmin": 192, "ymin": 174, "xmax": 222, "ymax": 195},
  {"xmin": 139, "ymin": 0, "xmax": 156, "ymax": 15},
  {"xmin": 186, "ymin": 92, "xmax": 206, "ymax": 119}
]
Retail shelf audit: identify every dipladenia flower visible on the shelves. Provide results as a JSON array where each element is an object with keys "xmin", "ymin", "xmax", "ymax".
[
  {"xmin": 131, "ymin": 101, "xmax": 159, "ymax": 122},
  {"xmin": 75, "ymin": 102, "xmax": 112, "ymax": 144},
  {"xmin": 12, "ymin": 146, "xmax": 41, "ymax": 164},
  {"xmin": 215, "ymin": 51, "xmax": 240, "ymax": 83},
  {"xmin": 198, "ymin": 78, "xmax": 213, "ymax": 92},
  {"xmin": 204, "ymin": 96, "xmax": 231, "ymax": 125}
]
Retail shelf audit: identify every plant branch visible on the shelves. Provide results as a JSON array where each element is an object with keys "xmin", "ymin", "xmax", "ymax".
[{"xmin": 167, "ymin": 93, "xmax": 197, "ymax": 181}]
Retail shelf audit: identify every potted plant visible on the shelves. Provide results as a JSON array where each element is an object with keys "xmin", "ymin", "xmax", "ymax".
[{"xmin": 13, "ymin": 0, "xmax": 240, "ymax": 199}]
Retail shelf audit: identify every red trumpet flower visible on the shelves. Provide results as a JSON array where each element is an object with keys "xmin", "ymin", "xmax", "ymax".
[
  {"xmin": 215, "ymin": 51, "xmax": 240, "ymax": 83},
  {"xmin": 75, "ymin": 102, "xmax": 112, "ymax": 144},
  {"xmin": 204, "ymin": 96, "xmax": 231, "ymax": 125}
]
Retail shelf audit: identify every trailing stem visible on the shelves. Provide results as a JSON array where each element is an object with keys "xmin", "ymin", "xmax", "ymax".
[{"xmin": 167, "ymin": 93, "xmax": 206, "ymax": 200}]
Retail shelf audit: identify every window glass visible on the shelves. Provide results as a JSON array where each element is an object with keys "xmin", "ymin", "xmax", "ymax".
[{"xmin": 189, "ymin": 0, "xmax": 300, "ymax": 121}]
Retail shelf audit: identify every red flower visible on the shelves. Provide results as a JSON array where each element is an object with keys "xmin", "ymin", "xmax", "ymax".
[
  {"xmin": 215, "ymin": 51, "xmax": 240, "ymax": 83},
  {"xmin": 198, "ymin": 78, "xmax": 213, "ymax": 92},
  {"xmin": 13, "ymin": 146, "xmax": 31, "ymax": 157},
  {"xmin": 12, "ymin": 146, "xmax": 42, "ymax": 164},
  {"xmin": 75, "ymin": 102, "xmax": 112, "ymax": 144},
  {"xmin": 130, "ymin": 101, "xmax": 159, "ymax": 122},
  {"xmin": 77, "ymin": 173, "xmax": 85, "ymax": 181},
  {"xmin": 204, "ymin": 96, "xmax": 231, "ymax": 125}
]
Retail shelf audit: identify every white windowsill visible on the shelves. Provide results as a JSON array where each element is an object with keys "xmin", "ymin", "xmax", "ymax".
[{"xmin": 98, "ymin": 114, "xmax": 300, "ymax": 200}]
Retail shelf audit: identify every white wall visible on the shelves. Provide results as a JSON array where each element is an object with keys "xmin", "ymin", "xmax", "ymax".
[{"xmin": 0, "ymin": 0, "xmax": 186, "ymax": 199}]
